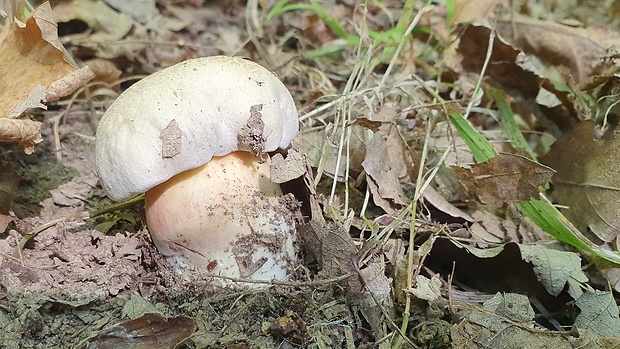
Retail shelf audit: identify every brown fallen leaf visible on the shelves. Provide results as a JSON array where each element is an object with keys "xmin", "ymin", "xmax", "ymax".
[
  {"xmin": 451, "ymin": 0, "xmax": 504, "ymax": 25},
  {"xmin": 83, "ymin": 58, "xmax": 123, "ymax": 87},
  {"xmin": 270, "ymin": 137, "xmax": 307, "ymax": 184},
  {"xmin": 452, "ymin": 153, "xmax": 554, "ymax": 207},
  {"xmin": 0, "ymin": 2, "xmax": 94, "ymax": 153},
  {"xmin": 86, "ymin": 313, "xmax": 196, "ymax": 349},
  {"xmin": 0, "ymin": 118, "xmax": 43, "ymax": 154},
  {"xmin": 494, "ymin": 15, "xmax": 617, "ymax": 81},
  {"xmin": 362, "ymin": 123, "xmax": 420, "ymax": 213},
  {"xmin": 0, "ymin": 2, "xmax": 74, "ymax": 117},
  {"xmin": 456, "ymin": 21, "xmax": 543, "ymax": 96},
  {"xmin": 301, "ymin": 124, "xmax": 368, "ymax": 181},
  {"xmin": 51, "ymin": 0, "xmax": 134, "ymax": 42},
  {"xmin": 300, "ymin": 220, "xmax": 362, "ymax": 294},
  {"xmin": 542, "ymin": 120, "xmax": 620, "ymax": 243}
]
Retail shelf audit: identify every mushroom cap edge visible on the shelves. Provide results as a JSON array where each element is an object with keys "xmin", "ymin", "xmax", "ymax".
[{"xmin": 95, "ymin": 56, "xmax": 299, "ymax": 201}]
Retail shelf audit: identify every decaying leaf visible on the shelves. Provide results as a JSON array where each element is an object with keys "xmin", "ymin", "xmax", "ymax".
[
  {"xmin": 270, "ymin": 137, "xmax": 307, "ymax": 184},
  {"xmin": 574, "ymin": 290, "xmax": 620, "ymax": 337},
  {"xmin": 519, "ymin": 245, "xmax": 588, "ymax": 299},
  {"xmin": 426, "ymin": 238, "xmax": 589, "ymax": 304},
  {"xmin": 0, "ymin": 2, "xmax": 73, "ymax": 117},
  {"xmin": 86, "ymin": 313, "xmax": 196, "ymax": 349},
  {"xmin": 453, "ymin": 292, "xmax": 616, "ymax": 347},
  {"xmin": 51, "ymin": 0, "xmax": 134, "ymax": 42},
  {"xmin": 542, "ymin": 120, "xmax": 620, "ymax": 243},
  {"xmin": 483, "ymin": 292, "xmax": 535, "ymax": 322},
  {"xmin": 362, "ymin": 123, "xmax": 420, "ymax": 213},
  {"xmin": 301, "ymin": 124, "xmax": 368, "ymax": 181},
  {"xmin": 456, "ymin": 21, "xmax": 543, "ymax": 96},
  {"xmin": 404, "ymin": 274, "xmax": 442, "ymax": 302},
  {"xmin": 494, "ymin": 16, "xmax": 617, "ymax": 82},
  {"xmin": 300, "ymin": 220, "xmax": 361, "ymax": 293},
  {"xmin": 452, "ymin": 153, "xmax": 555, "ymax": 207},
  {"xmin": 0, "ymin": 2, "xmax": 93, "ymax": 152},
  {"xmin": 351, "ymin": 260, "xmax": 391, "ymax": 342},
  {"xmin": 0, "ymin": 116, "xmax": 43, "ymax": 154}
]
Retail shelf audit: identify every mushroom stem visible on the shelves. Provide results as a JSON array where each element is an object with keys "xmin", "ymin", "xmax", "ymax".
[{"xmin": 144, "ymin": 152, "xmax": 297, "ymax": 282}]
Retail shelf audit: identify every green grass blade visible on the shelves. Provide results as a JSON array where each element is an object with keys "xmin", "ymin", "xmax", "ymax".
[
  {"xmin": 516, "ymin": 199, "xmax": 620, "ymax": 264},
  {"xmin": 448, "ymin": 113, "xmax": 497, "ymax": 162},
  {"xmin": 266, "ymin": 1, "xmax": 316, "ymax": 21},
  {"xmin": 491, "ymin": 89, "xmax": 537, "ymax": 160}
]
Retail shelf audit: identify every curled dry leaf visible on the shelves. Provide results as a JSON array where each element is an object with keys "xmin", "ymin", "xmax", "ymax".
[
  {"xmin": 0, "ymin": 2, "xmax": 93, "ymax": 152},
  {"xmin": 0, "ymin": 118, "xmax": 43, "ymax": 154},
  {"xmin": 46, "ymin": 66, "xmax": 95, "ymax": 102},
  {"xmin": 456, "ymin": 22, "xmax": 543, "ymax": 96},
  {"xmin": 84, "ymin": 58, "xmax": 122, "ymax": 87},
  {"xmin": 494, "ymin": 16, "xmax": 617, "ymax": 82},
  {"xmin": 452, "ymin": 153, "xmax": 554, "ymax": 207},
  {"xmin": 362, "ymin": 123, "xmax": 420, "ymax": 213}
]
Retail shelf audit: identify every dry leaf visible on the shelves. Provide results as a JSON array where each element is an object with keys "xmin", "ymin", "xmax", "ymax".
[
  {"xmin": 84, "ymin": 58, "xmax": 122, "ymax": 86},
  {"xmin": 270, "ymin": 137, "xmax": 307, "ymax": 184},
  {"xmin": 362, "ymin": 123, "xmax": 420, "ymax": 213},
  {"xmin": 353, "ymin": 260, "xmax": 392, "ymax": 340},
  {"xmin": 456, "ymin": 22, "xmax": 543, "ymax": 96},
  {"xmin": 300, "ymin": 220, "xmax": 361, "ymax": 293},
  {"xmin": 404, "ymin": 274, "xmax": 442, "ymax": 302},
  {"xmin": 452, "ymin": 153, "xmax": 554, "ymax": 207},
  {"xmin": 0, "ymin": 2, "xmax": 74, "ymax": 116},
  {"xmin": 0, "ymin": 2, "xmax": 93, "ymax": 152},
  {"xmin": 51, "ymin": 0, "xmax": 134, "ymax": 42},
  {"xmin": 46, "ymin": 66, "xmax": 95, "ymax": 102},
  {"xmin": 86, "ymin": 313, "xmax": 196, "ymax": 349},
  {"xmin": 452, "ymin": 0, "xmax": 504, "ymax": 24},
  {"xmin": 494, "ymin": 16, "xmax": 617, "ymax": 81},
  {"xmin": 301, "ymin": 124, "xmax": 368, "ymax": 181},
  {"xmin": 104, "ymin": 0, "xmax": 159, "ymax": 24},
  {"xmin": 0, "ymin": 118, "xmax": 43, "ymax": 154},
  {"xmin": 422, "ymin": 185, "xmax": 474, "ymax": 222},
  {"xmin": 542, "ymin": 120, "xmax": 620, "ymax": 243}
]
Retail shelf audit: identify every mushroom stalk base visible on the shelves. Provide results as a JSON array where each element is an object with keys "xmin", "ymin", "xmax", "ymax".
[{"xmin": 144, "ymin": 152, "xmax": 297, "ymax": 284}]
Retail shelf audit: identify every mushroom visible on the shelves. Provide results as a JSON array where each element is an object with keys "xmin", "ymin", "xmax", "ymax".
[{"xmin": 95, "ymin": 56, "xmax": 299, "ymax": 284}]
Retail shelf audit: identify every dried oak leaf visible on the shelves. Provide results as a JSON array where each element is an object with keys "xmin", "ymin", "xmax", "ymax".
[
  {"xmin": 452, "ymin": 153, "xmax": 554, "ymax": 207},
  {"xmin": 0, "ymin": 2, "xmax": 93, "ymax": 153}
]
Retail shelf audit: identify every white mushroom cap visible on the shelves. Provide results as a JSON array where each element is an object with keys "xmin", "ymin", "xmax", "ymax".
[{"xmin": 95, "ymin": 56, "xmax": 299, "ymax": 201}]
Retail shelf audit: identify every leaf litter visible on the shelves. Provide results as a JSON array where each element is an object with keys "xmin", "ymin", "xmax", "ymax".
[{"xmin": 4, "ymin": 0, "xmax": 620, "ymax": 348}]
